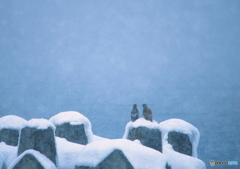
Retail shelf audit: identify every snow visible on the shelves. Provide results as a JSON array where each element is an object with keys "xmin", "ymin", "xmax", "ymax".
[
  {"xmin": 76, "ymin": 139, "xmax": 167, "ymax": 169},
  {"xmin": 0, "ymin": 153, "xmax": 3, "ymax": 169},
  {"xmin": 122, "ymin": 118, "xmax": 204, "ymax": 168},
  {"xmin": 0, "ymin": 115, "xmax": 27, "ymax": 131},
  {"xmin": 123, "ymin": 118, "xmax": 159, "ymax": 139},
  {"xmin": 0, "ymin": 135, "xmax": 86, "ymax": 169},
  {"xmin": 163, "ymin": 144, "xmax": 206, "ymax": 169},
  {"xmin": 0, "ymin": 142, "xmax": 18, "ymax": 168},
  {"xmin": 8, "ymin": 149, "xmax": 57, "ymax": 169},
  {"xmin": 49, "ymin": 111, "xmax": 94, "ymax": 142},
  {"xmin": 133, "ymin": 139, "xmax": 142, "ymax": 145},
  {"xmin": 55, "ymin": 137, "xmax": 85, "ymax": 169},
  {"xmin": 0, "ymin": 115, "xmax": 204, "ymax": 169},
  {"xmin": 159, "ymin": 118, "xmax": 200, "ymax": 157},
  {"xmin": 23, "ymin": 118, "xmax": 56, "ymax": 130},
  {"xmin": 92, "ymin": 135, "xmax": 109, "ymax": 142}
]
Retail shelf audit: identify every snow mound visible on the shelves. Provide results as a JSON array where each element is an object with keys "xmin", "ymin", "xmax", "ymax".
[
  {"xmin": 163, "ymin": 144, "xmax": 206, "ymax": 169},
  {"xmin": 159, "ymin": 118, "xmax": 200, "ymax": 157},
  {"xmin": 8, "ymin": 149, "xmax": 57, "ymax": 169},
  {"xmin": 76, "ymin": 139, "xmax": 167, "ymax": 169},
  {"xmin": 23, "ymin": 118, "xmax": 55, "ymax": 130},
  {"xmin": 123, "ymin": 118, "xmax": 159, "ymax": 138},
  {"xmin": 56, "ymin": 137, "xmax": 85, "ymax": 169},
  {"xmin": 0, "ymin": 115, "xmax": 27, "ymax": 131},
  {"xmin": 49, "ymin": 111, "xmax": 93, "ymax": 142}
]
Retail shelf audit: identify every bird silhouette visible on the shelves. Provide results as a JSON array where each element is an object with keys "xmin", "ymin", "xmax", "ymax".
[
  {"xmin": 131, "ymin": 104, "xmax": 139, "ymax": 122},
  {"xmin": 142, "ymin": 104, "xmax": 152, "ymax": 121}
]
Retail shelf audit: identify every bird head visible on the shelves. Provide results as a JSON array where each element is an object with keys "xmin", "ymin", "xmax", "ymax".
[{"xmin": 142, "ymin": 104, "xmax": 147, "ymax": 108}]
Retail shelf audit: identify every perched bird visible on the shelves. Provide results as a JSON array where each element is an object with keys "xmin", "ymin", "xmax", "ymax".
[
  {"xmin": 142, "ymin": 104, "xmax": 152, "ymax": 122},
  {"xmin": 131, "ymin": 104, "xmax": 139, "ymax": 122}
]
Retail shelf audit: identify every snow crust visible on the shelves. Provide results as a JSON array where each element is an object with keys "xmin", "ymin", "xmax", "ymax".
[
  {"xmin": 0, "ymin": 115, "xmax": 27, "ymax": 131},
  {"xmin": 49, "ymin": 111, "xmax": 94, "ymax": 142},
  {"xmin": 159, "ymin": 118, "xmax": 200, "ymax": 157},
  {"xmin": 163, "ymin": 144, "xmax": 206, "ymax": 169},
  {"xmin": 8, "ymin": 149, "xmax": 57, "ymax": 169},
  {"xmin": 22, "ymin": 118, "xmax": 55, "ymax": 130},
  {"xmin": 56, "ymin": 137, "xmax": 85, "ymax": 169},
  {"xmin": 123, "ymin": 118, "xmax": 159, "ymax": 139},
  {"xmin": 76, "ymin": 139, "xmax": 167, "ymax": 169}
]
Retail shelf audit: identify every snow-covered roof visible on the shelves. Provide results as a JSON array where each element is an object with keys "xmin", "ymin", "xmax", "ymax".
[
  {"xmin": 49, "ymin": 111, "xmax": 93, "ymax": 142},
  {"xmin": 75, "ymin": 139, "xmax": 167, "ymax": 169},
  {"xmin": 8, "ymin": 149, "xmax": 57, "ymax": 169},
  {"xmin": 159, "ymin": 118, "xmax": 200, "ymax": 158},
  {"xmin": 0, "ymin": 115, "xmax": 27, "ymax": 131},
  {"xmin": 56, "ymin": 137, "xmax": 85, "ymax": 169},
  {"xmin": 163, "ymin": 144, "xmax": 206, "ymax": 169},
  {"xmin": 23, "ymin": 118, "xmax": 55, "ymax": 130},
  {"xmin": 123, "ymin": 118, "xmax": 159, "ymax": 139}
]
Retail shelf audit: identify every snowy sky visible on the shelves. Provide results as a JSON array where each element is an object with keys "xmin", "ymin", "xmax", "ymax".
[
  {"xmin": 0, "ymin": 1, "xmax": 240, "ymax": 165},
  {"xmin": 1, "ymin": 1, "xmax": 239, "ymax": 112}
]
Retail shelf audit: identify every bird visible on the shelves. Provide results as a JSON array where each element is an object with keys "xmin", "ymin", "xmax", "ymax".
[
  {"xmin": 131, "ymin": 104, "xmax": 139, "ymax": 122},
  {"xmin": 142, "ymin": 104, "xmax": 152, "ymax": 122}
]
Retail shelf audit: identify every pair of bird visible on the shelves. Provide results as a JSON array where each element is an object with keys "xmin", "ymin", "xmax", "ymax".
[{"xmin": 131, "ymin": 104, "xmax": 152, "ymax": 122}]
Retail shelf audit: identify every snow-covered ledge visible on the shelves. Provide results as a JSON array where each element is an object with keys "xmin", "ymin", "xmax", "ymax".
[
  {"xmin": 49, "ymin": 111, "xmax": 94, "ymax": 143},
  {"xmin": 159, "ymin": 118, "xmax": 200, "ymax": 158}
]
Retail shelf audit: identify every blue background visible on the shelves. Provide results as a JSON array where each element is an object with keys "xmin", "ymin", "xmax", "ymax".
[{"xmin": 0, "ymin": 1, "xmax": 239, "ymax": 168}]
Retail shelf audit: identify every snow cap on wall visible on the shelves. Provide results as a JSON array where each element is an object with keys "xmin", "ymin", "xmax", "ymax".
[
  {"xmin": 49, "ymin": 111, "xmax": 93, "ymax": 142},
  {"xmin": 0, "ymin": 115, "xmax": 27, "ymax": 131},
  {"xmin": 123, "ymin": 118, "xmax": 159, "ymax": 139},
  {"xmin": 23, "ymin": 118, "xmax": 55, "ymax": 130},
  {"xmin": 159, "ymin": 118, "xmax": 200, "ymax": 158}
]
